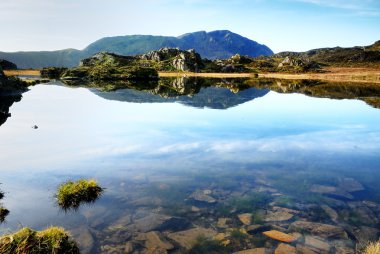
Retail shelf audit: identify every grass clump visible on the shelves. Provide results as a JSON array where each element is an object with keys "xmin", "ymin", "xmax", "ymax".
[
  {"xmin": 0, "ymin": 226, "xmax": 80, "ymax": 254},
  {"xmin": 56, "ymin": 179, "xmax": 103, "ymax": 210},
  {"xmin": 362, "ymin": 241, "xmax": 380, "ymax": 254}
]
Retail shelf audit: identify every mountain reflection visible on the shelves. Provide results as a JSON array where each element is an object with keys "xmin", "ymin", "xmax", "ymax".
[{"xmin": 64, "ymin": 77, "xmax": 380, "ymax": 110}]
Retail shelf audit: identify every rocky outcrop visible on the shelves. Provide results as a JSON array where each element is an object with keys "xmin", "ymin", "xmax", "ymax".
[
  {"xmin": 140, "ymin": 48, "xmax": 203, "ymax": 72},
  {"xmin": 0, "ymin": 59, "xmax": 17, "ymax": 70}
]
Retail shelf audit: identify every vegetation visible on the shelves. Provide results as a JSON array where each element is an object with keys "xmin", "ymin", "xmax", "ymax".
[
  {"xmin": 0, "ymin": 227, "xmax": 80, "ymax": 254},
  {"xmin": 362, "ymin": 241, "xmax": 380, "ymax": 254},
  {"xmin": 187, "ymin": 235, "xmax": 230, "ymax": 254},
  {"xmin": 0, "ymin": 207, "xmax": 9, "ymax": 223},
  {"xmin": 56, "ymin": 179, "xmax": 103, "ymax": 210}
]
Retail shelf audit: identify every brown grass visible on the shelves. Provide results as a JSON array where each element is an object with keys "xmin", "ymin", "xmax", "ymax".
[
  {"xmin": 4, "ymin": 70, "xmax": 40, "ymax": 76},
  {"xmin": 362, "ymin": 241, "xmax": 380, "ymax": 254}
]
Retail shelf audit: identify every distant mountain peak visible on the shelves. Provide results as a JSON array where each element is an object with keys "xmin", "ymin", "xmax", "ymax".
[{"xmin": 0, "ymin": 30, "xmax": 273, "ymax": 69}]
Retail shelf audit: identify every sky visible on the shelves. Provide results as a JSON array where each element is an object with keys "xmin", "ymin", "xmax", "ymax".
[{"xmin": 0, "ymin": 0, "xmax": 379, "ymax": 53}]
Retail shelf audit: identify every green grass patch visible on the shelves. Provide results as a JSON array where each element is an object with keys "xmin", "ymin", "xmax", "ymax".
[
  {"xmin": 0, "ymin": 226, "xmax": 79, "ymax": 254},
  {"xmin": 56, "ymin": 179, "xmax": 104, "ymax": 210}
]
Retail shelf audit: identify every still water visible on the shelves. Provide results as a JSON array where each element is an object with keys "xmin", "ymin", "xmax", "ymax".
[{"xmin": 1, "ymin": 78, "xmax": 380, "ymax": 253}]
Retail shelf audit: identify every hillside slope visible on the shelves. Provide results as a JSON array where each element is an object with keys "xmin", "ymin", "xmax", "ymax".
[{"xmin": 0, "ymin": 30, "xmax": 273, "ymax": 69}]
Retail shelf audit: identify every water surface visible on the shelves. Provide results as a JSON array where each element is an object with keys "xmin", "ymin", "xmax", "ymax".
[{"xmin": 0, "ymin": 78, "xmax": 380, "ymax": 253}]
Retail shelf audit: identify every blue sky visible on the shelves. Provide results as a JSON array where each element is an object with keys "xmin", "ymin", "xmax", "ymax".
[{"xmin": 0, "ymin": 0, "xmax": 379, "ymax": 53}]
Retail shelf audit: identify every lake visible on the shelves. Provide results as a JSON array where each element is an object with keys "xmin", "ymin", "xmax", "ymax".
[{"xmin": 1, "ymin": 78, "xmax": 380, "ymax": 253}]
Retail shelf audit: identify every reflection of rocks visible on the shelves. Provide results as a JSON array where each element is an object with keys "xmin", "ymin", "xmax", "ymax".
[
  {"xmin": 290, "ymin": 221, "xmax": 348, "ymax": 239},
  {"xmin": 0, "ymin": 95, "xmax": 22, "ymax": 127},
  {"xmin": 188, "ymin": 189, "xmax": 216, "ymax": 203},
  {"xmin": 166, "ymin": 227, "xmax": 217, "ymax": 250}
]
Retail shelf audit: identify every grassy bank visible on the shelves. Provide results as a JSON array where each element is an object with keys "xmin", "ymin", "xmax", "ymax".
[{"xmin": 5, "ymin": 68, "xmax": 380, "ymax": 84}]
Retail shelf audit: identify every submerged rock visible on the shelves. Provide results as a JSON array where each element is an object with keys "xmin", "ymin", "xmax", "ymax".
[
  {"xmin": 166, "ymin": 227, "xmax": 217, "ymax": 250},
  {"xmin": 234, "ymin": 248, "xmax": 272, "ymax": 254},
  {"xmin": 290, "ymin": 221, "xmax": 348, "ymax": 239},
  {"xmin": 274, "ymin": 243, "xmax": 296, "ymax": 254},
  {"xmin": 310, "ymin": 184, "xmax": 353, "ymax": 199},
  {"xmin": 304, "ymin": 235, "xmax": 330, "ymax": 253},
  {"xmin": 262, "ymin": 230, "xmax": 296, "ymax": 243},
  {"xmin": 188, "ymin": 189, "xmax": 216, "ymax": 203},
  {"xmin": 338, "ymin": 178, "xmax": 364, "ymax": 192},
  {"xmin": 321, "ymin": 205, "xmax": 338, "ymax": 221},
  {"xmin": 238, "ymin": 213, "xmax": 252, "ymax": 225},
  {"xmin": 264, "ymin": 206, "xmax": 299, "ymax": 222}
]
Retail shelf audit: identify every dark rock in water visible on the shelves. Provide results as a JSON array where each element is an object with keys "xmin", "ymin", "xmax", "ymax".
[
  {"xmin": 156, "ymin": 217, "xmax": 191, "ymax": 232},
  {"xmin": 0, "ymin": 59, "xmax": 17, "ymax": 70},
  {"xmin": 0, "ymin": 95, "xmax": 22, "ymax": 127},
  {"xmin": 32, "ymin": 125, "xmax": 38, "ymax": 129},
  {"xmin": 290, "ymin": 221, "xmax": 348, "ymax": 239},
  {"xmin": 246, "ymin": 224, "xmax": 271, "ymax": 234}
]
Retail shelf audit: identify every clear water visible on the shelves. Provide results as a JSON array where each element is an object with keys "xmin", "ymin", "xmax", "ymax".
[{"xmin": 1, "ymin": 79, "xmax": 380, "ymax": 253}]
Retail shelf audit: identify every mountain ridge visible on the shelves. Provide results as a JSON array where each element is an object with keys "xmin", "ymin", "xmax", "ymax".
[{"xmin": 0, "ymin": 30, "xmax": 273, "ymax": 69}]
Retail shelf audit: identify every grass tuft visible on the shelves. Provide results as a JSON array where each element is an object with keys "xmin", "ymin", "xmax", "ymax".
[
  {"xmin": 56, "ymin": 179, "xmax": 104, "ymax": 211},
  {"xmin": 0, "ymin": 226, "xmax": 80, "ymax": 254},
  {"xmin": 362, "ymin": 241, "xmax": 380, "ymax": 254}
]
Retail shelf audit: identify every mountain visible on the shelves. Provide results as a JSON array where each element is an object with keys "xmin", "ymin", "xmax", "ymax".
[
  {"xmin": 274, "ymin": 40, "xmax": 380, "ymax": 67},
  {"xmin": 0, "ymin": 30, "xmax": 273, "ymax": 69}
]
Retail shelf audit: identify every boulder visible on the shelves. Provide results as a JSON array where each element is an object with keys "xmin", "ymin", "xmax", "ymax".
[{"xmin": 321, "ymin": 205, "xmax": 338, "ymax": 221}]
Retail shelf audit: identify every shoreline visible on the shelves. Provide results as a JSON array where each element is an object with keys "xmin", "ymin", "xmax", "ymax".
[{"xmin": 4, "ymin": 68, "xmax": 380, "ymax": 84}]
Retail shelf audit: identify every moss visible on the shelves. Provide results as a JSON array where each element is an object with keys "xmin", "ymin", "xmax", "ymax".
[
  {"xmin": 56, "ymin": 179, "xmax": 104, "ymax": 210},
  {"xmin": 187, "ymin": 235, "xmax": 230, "ymax": 254},
  {"xmin": 0, "ymin": 226, "xmax": 79, "ymax": 254}
]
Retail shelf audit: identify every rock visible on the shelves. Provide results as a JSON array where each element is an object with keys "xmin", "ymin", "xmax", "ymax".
[
  {"xmin": 127, "ymin": 213, "xmax": 171, "ymax": 233},
  {"xmin": 321, "ymin": 205, "xmax": 338, "ymax": 221},
  {"xmin": 247, "ymin": 225, "xmax": 271, "ymax": 234},
  {"xmin": 310, "ymin": 184, "xmax": 353, "ymax": 199},
  {"xmin": 262, "ymin": 230, "xmax": 296, "ymax": 243},
  {"xmin": 274, "ymin": 243, "xmax": 296, "ymax": 254},
  {"xmin": 338, "ymin": 178, "xmax": 364, "ymax": 192},
  {"xmin": 304, "ymin": 235, "xmax": 330, "ymax": 253},
  {"xmin": 191, "ymin": 206, "xmax": 200, "ymax": 212},
  {"xmin": 238, "ymin": 213, "xmax": 252, "ymax": 225},
  {"xmin": 188, "ymin": 189, "xmax": 216, "ymax": 203},
  {"xmin": 167, "ymin": 227, "xmax": 217, "ymax": 250},
  {"xmin": 137, "ymin": 231, "xmax": 174, "ymax": 253},
  {"xmin": 234, "ymin": 248, "xmax": 272, "ymax": 254},
  {"xmin": 124, "ymin": 241, "xmax": 134, "ymax": 253},
  {"xmin": 290, "ymin": 221, "xmax": 348, "ymax": 239},
  {"xmin": 69, "ymin": 227, "xmax": 95, "ymax": 254},
  {"xmin": 347, "ymin": 202, "xmax": 379, "ymax": 225},
  {"xmin": 296, "ymin": 244, "xmax": 318, "ymax": 254},
  {"xmin": 335, "ymin": 246, "xmax": 355, "ymax": 254},
  {"xmin": 217, "ymin": 218, "xmax": 229, "ymax": 228},
  {"xmin": 155, "ymin": 217, "xmax": 191, "ymax": 232},
  {"xmin": 264, "ymin": 207, "xmax": 298, "ymax": 222},
  {"xmin": 349, "ymin": 226, "xmax": 380, "ymax": 243},
  {"xmin": 0, "ymin": 59, "xmax": 17, "ymax": 70}
]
